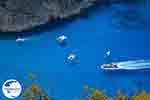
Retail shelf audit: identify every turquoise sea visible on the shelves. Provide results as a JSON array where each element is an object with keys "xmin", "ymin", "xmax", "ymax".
[{"xmin": 0, "ymin": 1, "xmax": 150, "ymax": 100}]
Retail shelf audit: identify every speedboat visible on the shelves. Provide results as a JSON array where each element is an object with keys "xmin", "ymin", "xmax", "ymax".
[
  {"xmin": 100, "ymin": 60, "xmax": 150, "ymax": 70},
  {"xmin": 101, "ymin": 63, "xmax": 120, "ymax": 70}
]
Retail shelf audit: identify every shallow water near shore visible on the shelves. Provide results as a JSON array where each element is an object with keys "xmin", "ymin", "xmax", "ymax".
[{"xmin": 0, "ymin": 1, "xmax": 150, "ymax": 100}]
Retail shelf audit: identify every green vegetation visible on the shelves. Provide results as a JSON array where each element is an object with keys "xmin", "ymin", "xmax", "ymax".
[
  {"xmin": 22, "ymin": 84, "xmax": 51, "ymax": 100},
  {"xmin": 22, "ymin": 73, "xmax": 150, "ymax": 100},
  {"xmin": 22, "ymin": 73, "xmax": 51, "ymax": 100},
  {"xmin": 83, "ymin": 86, "xmax": 150, "ymax": 100}
]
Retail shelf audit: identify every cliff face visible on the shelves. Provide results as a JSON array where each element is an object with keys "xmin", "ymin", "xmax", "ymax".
[{"xmin": 0, "ymin": 0, "xmax": 97, "ymax": 32}]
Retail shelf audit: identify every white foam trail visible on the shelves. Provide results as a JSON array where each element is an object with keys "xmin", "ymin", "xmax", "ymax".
[{"xmin": 114, "ymin": 60, "xmax": 150, "ymax": 70}]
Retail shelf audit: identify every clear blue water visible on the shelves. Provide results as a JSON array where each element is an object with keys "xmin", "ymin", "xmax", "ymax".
[{"xmin": 0, "ymin": 1, "xmax": 150, "ymax": 100}]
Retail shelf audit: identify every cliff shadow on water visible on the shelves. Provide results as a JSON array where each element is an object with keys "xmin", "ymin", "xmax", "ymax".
[
  {"xmin": 0, "ymin": 0, "xmax": 148, "ymax": 39},
  {"xmin": 0, "ymin": 0, "xmax": 105, "ymax": 39}
]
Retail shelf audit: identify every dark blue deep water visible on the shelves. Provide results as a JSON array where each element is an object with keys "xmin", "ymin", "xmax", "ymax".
[{"xmin": 0, "ymin": 1, "xmax": 150, "ymax": 100}]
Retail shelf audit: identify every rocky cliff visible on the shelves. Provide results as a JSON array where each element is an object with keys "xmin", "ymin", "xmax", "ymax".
[{"xmin": 0, "ymin": 0, "xmax": 98, "ymax": 32}]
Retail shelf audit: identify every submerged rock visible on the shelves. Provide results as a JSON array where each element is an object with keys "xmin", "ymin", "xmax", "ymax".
[{"xmin": 0, "ymin": 0, "xmax": 98, "ymax": 32}]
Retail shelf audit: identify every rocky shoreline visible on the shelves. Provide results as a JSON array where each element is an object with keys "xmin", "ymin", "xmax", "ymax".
[
  {"xmin": 0, "ymin": 0, "xmax": 144, "ymax": 32},
  {"xmin": 0, "ymin": 0, "xmax": 100, "ymax": 32}
]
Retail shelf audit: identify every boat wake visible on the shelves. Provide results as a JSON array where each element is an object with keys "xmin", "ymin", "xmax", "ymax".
[{"xmin": 101, "ymin": 60, "xmax": 150, "ymax": 70}]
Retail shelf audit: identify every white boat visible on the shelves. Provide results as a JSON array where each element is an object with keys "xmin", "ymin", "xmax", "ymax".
[
  {"xmin": 101, "ymin": 60, "xmax": 150, "ymax": 70},
  {"xmin": 67, "ymin": 53, "xmax": 76, "ymax": 61},
  {"xmin": 16, "ymin": 38, "xmax": 28, "ymax": 42},
  {"xmin": 56, "ymin": 35, "xmax": 67, "ymax": 44}
]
